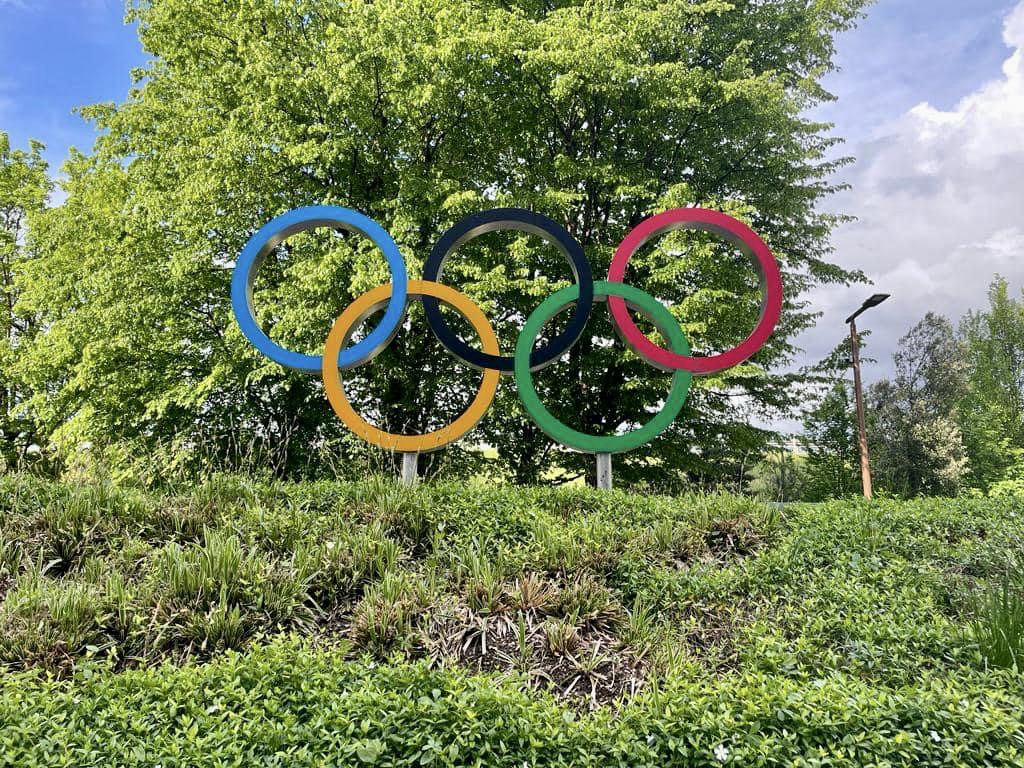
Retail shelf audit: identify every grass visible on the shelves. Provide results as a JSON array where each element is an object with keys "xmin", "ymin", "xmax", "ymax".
[
  {"xmin": 969, "ymin": 541, "xmax": 1024, "ymax": 671},
  {"xmin": 0, "ymin": 476, "xmax": 786, "ymax": 684},
  {"xmin": 970, "ymin": 576, "xmax": 1024, "ymax": 670},
  {"xmin": 0, "ymin": 475, "xmax": 1022, "ymax": 764}
]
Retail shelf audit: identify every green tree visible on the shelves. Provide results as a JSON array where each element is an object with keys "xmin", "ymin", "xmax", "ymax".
[
  {"xmin": 793, "ymin": 335, "xmax": 867, "ymax": 501},
  {"xmin": 0, "ymin": 132, "xmax": 50, "ymax": 470},
  {"xmin": 867, "ymin": 313, "xmax": 968, "ymax": 497},
  {"xmin": 747, "ymin": 441, "xmax": 804, "ymax": 502},
  {"xmin": 958, "ymin": 277, "xmax": 1024, "ymax": 491},
  {"xmin": 799, "ymin": 379, "xmax": 859, "ymax": 500},
  {"xmin": 15, "ymin": 0, "xmax": 867, "ymax": 484}
]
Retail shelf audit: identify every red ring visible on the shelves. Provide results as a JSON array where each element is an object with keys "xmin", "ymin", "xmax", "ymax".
[{"xmin": 606, "ymin": 208, "xmax": 783, "ymax": 375}]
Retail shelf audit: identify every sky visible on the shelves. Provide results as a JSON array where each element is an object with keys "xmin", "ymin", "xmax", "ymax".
[
  {"xmin": 1, "ymin": 0, "xmax": 1024, "ymax": 392},
  {"xmin": 810, "ymin": 0, "xmax": 1024, "ymax": 378},
  {"xmin": 0, "ymin": 0, "xmax": 144, "ymax": 164}
]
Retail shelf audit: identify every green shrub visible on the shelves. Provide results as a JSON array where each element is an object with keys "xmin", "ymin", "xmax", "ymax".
[
  {"xmin": 1, "ymin": 638, "xmax": 1021, "ymax": 767},
  {"xmin": 0, "ymin": 475, "xmax": 1022, "ymax": 765}
]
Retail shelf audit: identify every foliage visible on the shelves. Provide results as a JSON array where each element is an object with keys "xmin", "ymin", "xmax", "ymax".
[
  {"xmin": 959, "ymin": 277, "xmax": 1024, "ymax": 492},
  {"xmin": 970, "ymin": 574, "xmax": 1024, "ymax": 671},
  {"xmin": 798, "ymin": 279, "xmax": 1024, "ymax": 501},
  {"xmin": 0, "ymin": 132, "xmax": 50, "ymax": 473},
  {"xmin": 745, "ymin": 437, "xmax": 805, "ymax": 502},
  {"xmin": 9, "ymin": 0, "xmax": 867, "ymax": 485},
  {"xmin": 968, "ymin": 534, "xmax": 1024, "ymax": 671},
  {"xmin": 0, "ymin": 477, "xmax": 1022, "ymax": 764},
  {"xmin": 0, "ymin": 636, "xmax": 1021, "ymax": 767},
  {"xmin": 791, "ymin": 333, "xmax": 868, "ymax": 501},
  {"xmin": 799, "ymin": 379, "xmax": 860, "ymax": 500},
  {"xmin": 989, "ymin": 451, "xmax": 1024, "ymax": 498},
  {"xmin": 866, "ymin": 313, "xmax": 969, "ymax": 497},
  {"xmin": 0, "ymin": 474, "xmax": 783, "ymax": 679}
]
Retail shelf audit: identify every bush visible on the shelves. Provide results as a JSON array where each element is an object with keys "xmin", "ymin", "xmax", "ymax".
[{"xmin": 0, "ymin": 638, "xmax": 1021, "ymax": 766}]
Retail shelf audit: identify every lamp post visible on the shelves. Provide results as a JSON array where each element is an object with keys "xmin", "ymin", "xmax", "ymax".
[
  {"xmin": 848, "ymin": 319, "xmax": 871, "ymax": 498},
  {"xmin": 845, "ymin": 293, "xmax": 889, "ymax": 499}
]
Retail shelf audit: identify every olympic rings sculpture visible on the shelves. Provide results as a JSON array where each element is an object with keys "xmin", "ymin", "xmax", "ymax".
[{"xmin": 232, "ymin": 205, "xmax": 783, "ymax": 455}]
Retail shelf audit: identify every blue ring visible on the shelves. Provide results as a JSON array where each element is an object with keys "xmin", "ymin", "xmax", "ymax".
[{"xmin": 231, "ymin": 205, "xmax": 408, "ymax": 374}]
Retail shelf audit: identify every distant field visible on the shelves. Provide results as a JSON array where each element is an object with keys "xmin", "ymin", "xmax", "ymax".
[{"xmin": 0, "ymin": 476, "xmax": 1022, "ymax": 765}]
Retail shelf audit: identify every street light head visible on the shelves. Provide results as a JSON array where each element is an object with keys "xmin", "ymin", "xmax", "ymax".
[
  {"xmin": 863, "ymin": 293, "xmax": 890, "ymax": 309},
  {"xmin": 845, "ymin": 292, "xmax": 891, "ymax": 324}
]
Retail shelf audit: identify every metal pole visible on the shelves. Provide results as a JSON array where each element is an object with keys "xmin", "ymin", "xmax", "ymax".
[
  {"xmin": 596, "ymin": 453, "xmax": 612, "ymax": 490},
  {"xmin": 401, "ymin": 452, "xmax": 418, "ymax": 486},
  {"xmin": 849, "ymin": 320, "xmax": 873, "ymax": 499}
]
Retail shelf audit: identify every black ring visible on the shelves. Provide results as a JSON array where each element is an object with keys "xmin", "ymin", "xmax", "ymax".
[{"xmin": 421, "ymin": 208, "xmax": 594, "ymax": 374}]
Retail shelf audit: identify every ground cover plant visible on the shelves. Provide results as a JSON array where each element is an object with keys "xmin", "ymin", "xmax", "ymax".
[{"xmin": 0, "ymin": 474, "xmax": 1022, "ymax": 765}]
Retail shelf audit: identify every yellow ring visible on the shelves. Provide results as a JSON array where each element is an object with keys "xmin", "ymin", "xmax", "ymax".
[{"xmin": 321, "ymin": 280, "xmax": 500, "ymax": 453}]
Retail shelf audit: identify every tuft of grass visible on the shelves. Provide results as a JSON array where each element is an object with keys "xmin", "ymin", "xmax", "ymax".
[
  {"xmin": 358, "ymin": 477, "xmax": 435, "ymax": 553},
  {"xmin": 685, "ymin": 493, "xmax": 781, "ymax": 558},
  {"xmin": 257, "ymin": 557, "xmax": 315, "ymax": 630},
  {"xmin": 188, "ymin": 474, "xmax": 257, "ymax": 517},
  {"xmin": 0, "ymin": 572, "xmax": 109, "ymax": 672},
  {"xmin": 508, "ymin": 573, "xmax": 555, "ymax": 613},
  {"xmin": 550, "ymin": 575, "xmax": 625, "ymax": 631},
  {"xmin": 462, "ymin": 549, "xmax": 507, "ymax": 615},
  {"xmin": 103, "ymin": 571, "xmax": 134, "ymax": 643},
  {"xmin": 531, "ymin": 521, "xmax": 584, "ymax": 575},
  {"xmin": 40, "ymin": 500, "xmax": 101, "ymax": 573},
  {"xmin": 183, "ymin": 597, "xmax": 248, "ymax": 653},
  {"xmin": 0, "ymin": 532, "xmax": 24, "ymax": 582},
  {"xmin": 970, "ymin": 574, "xmax": 1024, "ymax": 670},
  {"xmin": 648, "ymin": 628, "xmax": 693, "ymax": 676},
  {"xmin": 150, "ymin": 529, "xmax": 312, "ymax": 655},
  {"xmin": 567, "ymin": 642, "xmax": 615, "ymax": 703},
  {"xmin": 703, "ymin": 516, "xmax": 763, "ymax": 557},
  {"xmin": 157, "ymin": 530, "xmax": 251, "ymax": 607},
  {"xmin": 542, "ymin": 617, "xmax": 581, "ymax": 656},
  {"xmin": 621, "ymin": 597, "xmax": 657, "ymax": 659},
  {"xmin": 646, "ymin": 518, "xmax": 700, "ymax": 562},
  {"xmin": 351, "ymin": 571, "xmax": 431, "ymax": 658},
  {"xmin": 298, "ymin": 523, "xmax": 402, "ymax": 608}
]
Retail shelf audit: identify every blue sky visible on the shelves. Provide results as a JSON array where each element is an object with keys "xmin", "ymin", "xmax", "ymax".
[
  {"xmin": 2, "ymin": 0, "xmax": 1024, "ymax": 389},
  {"xmin": 0, "ymin": 0, "xmax": 144, "ymax": 165}
]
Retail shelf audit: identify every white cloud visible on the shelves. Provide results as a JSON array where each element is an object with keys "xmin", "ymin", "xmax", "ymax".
[{"xmin": 800, "ymin": 0, "xmax": 1024, "ymax": 379}]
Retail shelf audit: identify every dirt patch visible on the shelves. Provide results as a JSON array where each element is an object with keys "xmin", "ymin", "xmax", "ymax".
[
  {"xmin": 421, "ymin": 604, "xmax": 645, "ymax": 708},
  {"xmin": 704, "ymin": 517, "xmax": 764, "ymax": 558}
]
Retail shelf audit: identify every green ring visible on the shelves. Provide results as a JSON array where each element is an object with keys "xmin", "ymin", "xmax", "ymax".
[{"xmin": 514, "ymin": 280, "xmax": 692, "ymax": 454}]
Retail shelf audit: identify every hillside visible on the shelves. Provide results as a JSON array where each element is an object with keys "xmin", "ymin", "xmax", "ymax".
[{"xmin": 0, "ymin": 476, "xmax": 1022, "ymax": 765}]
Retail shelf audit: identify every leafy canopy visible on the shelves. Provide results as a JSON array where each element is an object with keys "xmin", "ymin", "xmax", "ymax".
[
  {"xmin": 12, "ymin": 0, "xmax": 867, "ymax": 484},
  {"xmin": 0, "ymin": 132, "xmax": 50, "ymax": 471}
]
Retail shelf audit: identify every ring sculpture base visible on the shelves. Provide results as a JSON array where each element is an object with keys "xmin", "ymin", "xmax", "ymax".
[
  {"xmin": 401, "ymin": 452, "xmax": 418, "ymax": 486},
  {"xmin": 596, "ymin": 453, "xmax": 612, "ymax": 490}
]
